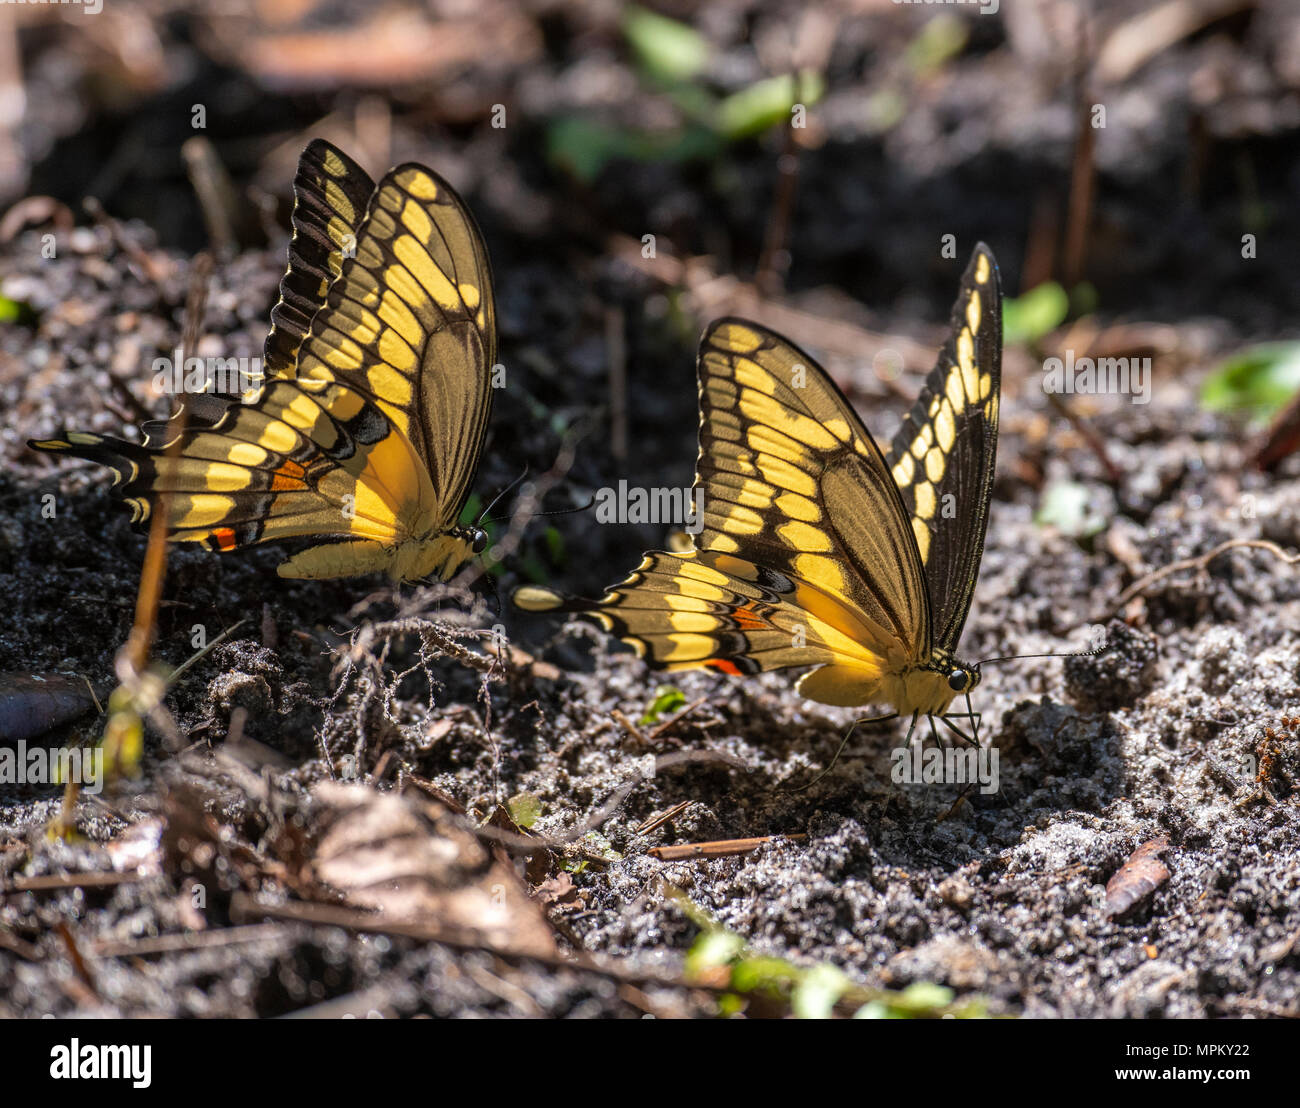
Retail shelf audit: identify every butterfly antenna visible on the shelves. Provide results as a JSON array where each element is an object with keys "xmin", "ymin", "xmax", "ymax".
[
  {"xmin": 475, "ymin": 463, "xmax": 530, "ymax": 526},
  {"xmin": 483, "ymin": 492, "xmax": 597, "ymax": 526},
  {"xmin": 976, "ymin": 644, "xmax": 1107, "ymax": 668},
  {"xmin": 780, "ymin": 712, "xmax": 899, "ymax": 793}
]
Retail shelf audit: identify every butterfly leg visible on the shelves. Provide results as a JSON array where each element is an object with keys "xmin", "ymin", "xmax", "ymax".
[
  {"xmin": 852, "ymin": 711, "xmax": 899, "ymax": 729},
  {"xmin": 938, "ymin": 691, "xmax": 983, "ymax": 746},
  {"xmin": 901, "ymin": 709, "xmax": 920, "ymax": 747},
  {"xmin": 781, "ymin": 712, "xmax": 899, "ymax": 793},
  {"xmin": 484, "ymin": 571, "xmax": 503, "ymax": 617},
  {"xmin": 937, "ymin": 712, "xmax": 982, "ymax": 748}
]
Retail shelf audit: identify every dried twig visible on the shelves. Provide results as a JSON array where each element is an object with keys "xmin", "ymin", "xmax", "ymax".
[
  {"xmin": 473, "ymin": 748, "xmax": 747, "ymax": 856},
  {"xmin": 83, "ymin": 196, "xmax": 172, "ymax": 288},
  {"xmin": 611, "ymin": 708, "xmax": 646, "ymax": 745},
  {"xmin": 645, "ymin": 696, "xmax": 710, "ymax": 743},
  {"xmin": 647, "ymin": 834, "xmax": 807, "ymax": 861},
  {"xmin": 0, "ymin": 928, "xmax": 40, "ymax": 961},
  {"xmin": 91, "ymin": 923, "xmax": 285, "ymax": 959},
  {"xmin": 1250, "ymin": 388, "xmax": 1300, "ymax": 471},
  {"xmin": 55, "ymin": 922, "xmax": 98, "ymax": 996},
  {"xmin": 756, "ymin": 124, "xmax": 799, "ymax": 296},
  {"xmin": 636, "ymin": 800, "xmax": 692, "ymax": 837},
  {"xmin": 606, "ymin": 305, "xmax": 627, "ymax": 461},
  {"xmin": 1108, "ymin": 538, "xmax": 1300, "ymax": 616},
  {"xmin": 5, "ymin": 871, "xmax": 141, "ymax": 894},
  {"xmin": 1044, "ymin": 391, "xmax": 1122, "ymax": 485},
  {"xmin": 228, "ymin": 893, "xmax": 730, "ymax": 995}
]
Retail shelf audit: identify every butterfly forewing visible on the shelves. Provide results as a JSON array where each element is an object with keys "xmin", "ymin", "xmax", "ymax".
[
  {"xmin": 884, "ymin": 243, "xmax": 1001, "ymax": 655},
  {"xmin": 294, "ymin": 164, "xmax": 496, "ymax": 531},
  {"xmin": 263, "ymin": 139, "xmax": 376, "ymax": 379},
  {"xmin": 696, "ymin": 319, "xmax": 930, "ymax": 658},
  {"xmin": 139, "ymin": 141, "xmax": 377, "ymax": 448}
]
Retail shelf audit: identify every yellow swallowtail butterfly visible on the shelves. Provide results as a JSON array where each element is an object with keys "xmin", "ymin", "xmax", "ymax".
[
  {"xmin": 30, "ymin": 139, "xmax": 496, "ymax": 583},
  {"xmin": 515, "ymin": 245, "xmax": 1001, "ymax": 740}
]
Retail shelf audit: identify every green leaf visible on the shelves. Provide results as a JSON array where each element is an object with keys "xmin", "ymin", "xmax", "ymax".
[
  {"xmin": 717, "ymin": 992, "xmax": 746, "ymax": 1016},
  {"xmin": 458, "ymin": 493, "xmax": 483, "ymax": 528},
  {"xmin": 1070, "ymin": 280, "xmax": 1099, "ymax": 317},
  {"xmin": 546, "ymin": 118, "xmax": 628, "ymax": 184},
  {"xmin": 792, "ymin": 963, "xmax": 850, "ymax": 1019},
  {"xmin": 853, "ymin": 1000, "xmax": 891, "ymax": 1019},
  {"xmin": 948, "ymin": 996, "xmax": 992, "ymax": 1019},
  {"xmin": 1035, "ymin": 480, "xmax": 1107, "ymax": 540},
  {"xmin": 622, "ymin": 5, "xmax": 710, "ymax": 85},
  {"xmin": 546, "ymin": 118, "xmax": 721, "ymax": 183},
  {"xmin": 640, "ymin": 683, "xmax": 686, "ymax": 725},
  {"xmin": 685, "ymin": 929, "xmax": 745, "ymax": 977},
  {"xmin": 715, "ymin": 72, "xmax": 825, "ymax": 141},
  {"xmin": 1002, "ymin": 281, "xmax": 1069, "ymax": 346},
  {"xmin": 863, "ymin": 88, "xmax": 907, "ymax": 134},
  {"xmin": 892, "ymin": 982, "xmax": 955, "ymax": 1013},
  {"xmin": 1200, "ymin": 342, "xmax": 1300, "ymax": 422},
  {"xmin": 905, "ymin": 13, "xmax": 969, "ymax": 75},
  {"xmin": 519, "ymin": 553, "xmax": 549, "ymax": 584},
  {"xmin": 543, "ymin": 525, "xmax": 565, "ymax": 565},
  {"xmin": 729, "ymin": 955, "xmax": 799, "ymax": 995},
  {"xmin": 0, "ymin": 295, "xmax": 36, "ymax": 325},
  {"xmin": 506, "ymin": 792, "xmax": 543, "ymax": 829}
]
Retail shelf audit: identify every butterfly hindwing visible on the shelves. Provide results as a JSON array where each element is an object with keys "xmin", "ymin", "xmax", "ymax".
[
  {"xmin": 37, "ymin": 377, "xmax": 428, "ymax": 547},
  {"xmin": 516, "ymin": 319, "xmax": 938, "ymax": 706},
  {"xmin": 885, "ymin": 243, "xmax": 1001, "ymax": 656},
  {"xmin": 514, "ymin": 549, "xmax": 893, "ymax": 689}
]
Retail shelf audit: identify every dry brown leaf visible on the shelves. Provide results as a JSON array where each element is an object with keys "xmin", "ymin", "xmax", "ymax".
[
  {"xmin": 310, "ymin": 782, "xmax": 556, "ymax": 958},
  {"xmin": 535, "ymin": 872, "xmax": 585, "ymax": 912},
  {"xmin": 1105, "ymin": 837, "xmax": 1171, "ymax": 918}
]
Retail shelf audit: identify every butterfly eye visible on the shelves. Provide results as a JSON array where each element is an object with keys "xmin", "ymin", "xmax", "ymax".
[
  {"xmin": 470, "ymin": 528, "xmax": 488, "ymax": 554},
  {"xmin": 947, "ymin": 669, "xmax": 969, "ymax": 692}
]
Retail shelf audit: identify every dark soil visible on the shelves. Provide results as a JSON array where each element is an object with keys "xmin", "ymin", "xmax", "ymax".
[{"xmin": 2, "ymin": 0, "xmax": 1299, "ymax": 1018}]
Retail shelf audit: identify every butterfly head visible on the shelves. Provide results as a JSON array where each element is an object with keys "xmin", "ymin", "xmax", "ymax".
[
  {"xmin": 946, "ymin": 663, "xmax": 981, "ymax": 694},
  {"xmin": 387, "ymin": 529, "xmax": 487, "ymax": 583}
]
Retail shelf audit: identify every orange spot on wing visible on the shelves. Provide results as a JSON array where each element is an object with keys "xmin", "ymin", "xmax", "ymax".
[
  {"xmin": 732, "ymin": 603, "xmax": 769, "ymax": 632},
  {"xmin": 705, "ymin": 659, "xmax": 742, "ymax": 676},
  {"xmin": 271, "ymin": 459, "xmax": 307, "ymax": 491},
  {"xmin": 213, "ymin": 527, "xmax": 237, "ymax": 551}
]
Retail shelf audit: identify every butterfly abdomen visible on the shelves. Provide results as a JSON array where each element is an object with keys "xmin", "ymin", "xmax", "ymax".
[{"xmin": 274, "ymin": 532, "xmax": 475, "ymax": 582}]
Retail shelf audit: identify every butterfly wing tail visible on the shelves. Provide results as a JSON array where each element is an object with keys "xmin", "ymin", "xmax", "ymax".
[
  {"xmin": 512, "ymin": 584, "xmax": 592, "ymax": 615},
  {"xmin": 29, "ymin": 432, "xmax": 157, "ymax": 525}
]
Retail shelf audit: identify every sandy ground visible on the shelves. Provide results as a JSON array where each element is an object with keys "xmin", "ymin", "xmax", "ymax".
[{"xmin": 2, "ymin": 217, "xmax": 1298, "ymax": 1017}]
